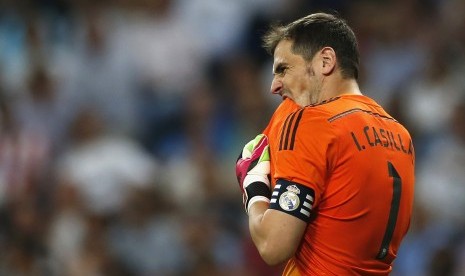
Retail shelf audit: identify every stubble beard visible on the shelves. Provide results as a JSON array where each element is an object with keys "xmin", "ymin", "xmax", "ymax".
[
  {"xmin": 306, "ymin": 65, "xmax": 322, "ymax": 105},
  {"xmin": 292, "ymin": 86, "xmax": 320, "ymax": 107}
]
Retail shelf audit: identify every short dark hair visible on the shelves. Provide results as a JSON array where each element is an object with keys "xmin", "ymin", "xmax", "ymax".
[{"xmin": 263, "ymin": 12, "xmax": 360, "ymax": 79}]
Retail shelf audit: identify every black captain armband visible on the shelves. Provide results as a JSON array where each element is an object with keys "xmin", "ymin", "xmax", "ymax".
[{"xmin": 269, "ymin": 179, "xmax": 315, "ymax": 222}]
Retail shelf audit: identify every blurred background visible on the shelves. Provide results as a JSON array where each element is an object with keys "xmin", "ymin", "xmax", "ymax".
[{"xmin": 0, "ymin": 0, "xmax": 464, "ymax": 275}]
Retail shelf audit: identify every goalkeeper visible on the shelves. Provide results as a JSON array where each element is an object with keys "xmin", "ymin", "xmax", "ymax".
[{"xmin": 235, "ymin": 12, "xmax": 415, "ymax": 275}]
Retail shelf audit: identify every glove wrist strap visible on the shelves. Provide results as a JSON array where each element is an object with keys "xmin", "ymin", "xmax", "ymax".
[{"xmin": 245, "ymin": 181, "xmax": 271, "ymax": 213}]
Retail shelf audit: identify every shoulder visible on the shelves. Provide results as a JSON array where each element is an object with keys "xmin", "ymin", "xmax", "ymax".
[
  {"xmin": 278, "ymin": 105, "xmax": 336, "ymax": 152},
  {"xmin": 304, "ymin": 96, "xmax": 360, "ymax": 119},
  {"xmin": 275, "ymin": 98, "xmax": 301, "ymax": 119},
  {"xmin": 279, "ymin": 96, "xmax": 373, "ymax": 149},
  {"xmin": 285, "ymin": 97, "xmax": 343, "ymax": 128},
  {"xmin": 263, "ymin": 99, "xmax": 300, "ymax": 136},
  {"xmin": 301, "ymin": 95, "xmax": 398, "ymax": 126}
]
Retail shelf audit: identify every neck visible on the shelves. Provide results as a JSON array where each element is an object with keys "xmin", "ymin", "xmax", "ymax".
[{"xmin": 319, "ymin": 77, "xmax": 361, "ymax": 102}]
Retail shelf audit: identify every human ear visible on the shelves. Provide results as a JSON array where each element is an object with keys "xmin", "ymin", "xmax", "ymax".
[{"xmin": 320, "ymin": 47, "xmax": 336, "ymax": 75}]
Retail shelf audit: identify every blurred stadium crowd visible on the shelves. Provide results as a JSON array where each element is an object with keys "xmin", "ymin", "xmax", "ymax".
[{"xmin": 0, "ymin": 0, "xmax": 464, "ymax": 275}]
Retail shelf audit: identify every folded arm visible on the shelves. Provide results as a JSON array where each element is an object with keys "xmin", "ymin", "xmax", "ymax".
[{"xmin": 248, "ymin": 201, "xmax": 307, "ymax": 265}]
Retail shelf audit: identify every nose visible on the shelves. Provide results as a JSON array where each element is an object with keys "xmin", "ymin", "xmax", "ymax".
[{"xmin": 271, "ymin": 78, "xmax": 283, "ymax": 95}]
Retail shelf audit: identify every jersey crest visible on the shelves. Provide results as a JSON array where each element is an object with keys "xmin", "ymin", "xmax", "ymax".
[{"xmin": 279, "ymin": 185, "xmax": 301, "ymax": 211}]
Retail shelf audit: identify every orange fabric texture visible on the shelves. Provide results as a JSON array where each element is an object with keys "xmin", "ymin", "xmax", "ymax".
[
  {"xmin": 264, "ymin": 95, "xmax": 415, "ymax": 276},
  {"xmin": 263, "ymin": 98, "xmax": 300, "ymax": 187}
]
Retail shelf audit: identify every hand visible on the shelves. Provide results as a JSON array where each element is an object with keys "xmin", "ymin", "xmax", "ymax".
[{"xmin": 236, "ymin": 134, "xmax": 271, "ymax": 213}]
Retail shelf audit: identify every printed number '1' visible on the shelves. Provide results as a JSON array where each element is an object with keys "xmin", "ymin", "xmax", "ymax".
[{"xmin": 377, "ymin": 161, "xmax": 402, "ymax": 259}]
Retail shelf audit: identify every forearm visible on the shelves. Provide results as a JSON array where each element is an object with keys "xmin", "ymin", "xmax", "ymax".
[
  {"xmin": 236, "ymin": 135, "xmax": 306, "ymax": 265},
  {"xmin": 248, "ymin": 202, "xmax": 272, "ymax": 256},
  {"xmin": 248, "ymin": 202, "xmax": 303, "ymax": 265}
]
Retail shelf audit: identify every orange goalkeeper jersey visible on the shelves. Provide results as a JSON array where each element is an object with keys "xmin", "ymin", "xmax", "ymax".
[
  {"xmin": 264, "ymin": 95, "xmax": 415, "ymax": 275},
  {"xmin": 263, "ymin": 98, "xmax": 300, "ymax": 187}
]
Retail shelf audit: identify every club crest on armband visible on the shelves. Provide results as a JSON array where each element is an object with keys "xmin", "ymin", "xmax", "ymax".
[{"xmin": 279, "ymin": 185, "xmax": 300, "ymax": 211}]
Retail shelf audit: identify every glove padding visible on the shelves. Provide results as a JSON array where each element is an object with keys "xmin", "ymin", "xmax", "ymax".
[{"xmin": 236, "ymin": 134, "xmax": 271, "ymax": 214}]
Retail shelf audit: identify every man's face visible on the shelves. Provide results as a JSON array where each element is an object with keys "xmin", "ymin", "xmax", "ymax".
[{"xmin": 270, "ymin": 40, "xmax": 322, "ymax": 107}]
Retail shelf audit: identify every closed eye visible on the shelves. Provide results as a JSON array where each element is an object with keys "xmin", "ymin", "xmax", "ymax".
[{"xmin": 273, "ymin": 64, "xmax": 288, "ymax": 76}]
